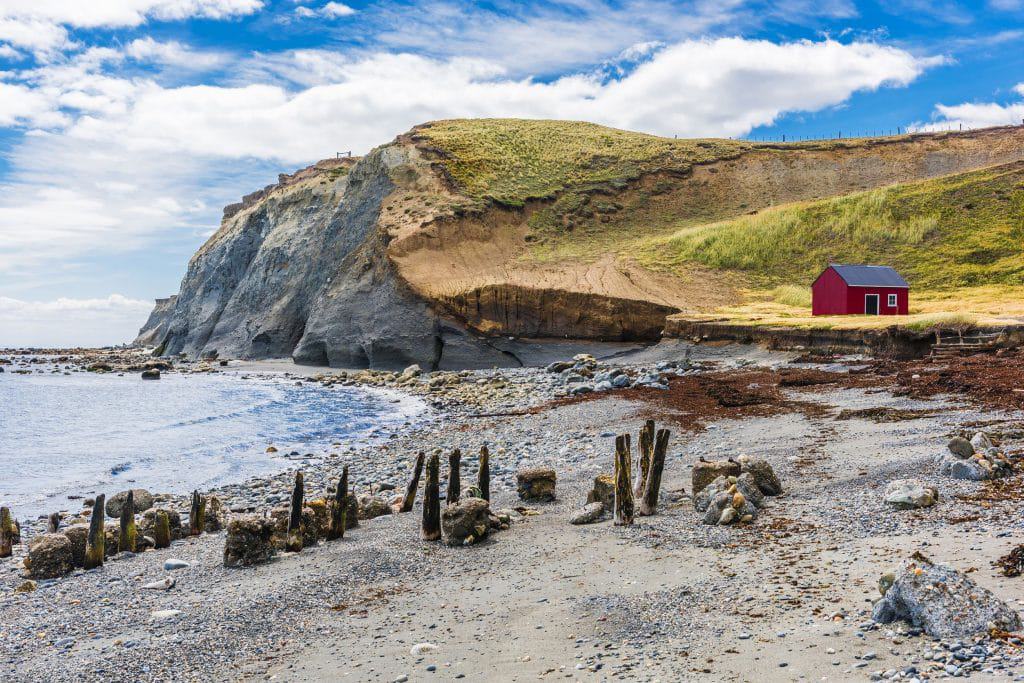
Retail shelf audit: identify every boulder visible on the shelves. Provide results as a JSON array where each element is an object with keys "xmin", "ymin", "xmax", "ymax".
[
  {"xmin": 586, "ymin": 474, "xmax": 614, "ymax": 512},
  {"xmin": 140, "ymin": 508, "xmax": 183, "ymax": 541},
  {"xmin": 25, "ymin": 533, "xmax": 74, "ymax": 579},
  {"xmin": 61, "ymin": 524, "xmax": 89, "ymax": 567},
  {"xmin": 947, "ymin": 437, "xmax": 974, "ymax": 459},
  {"xmin": 224, "ymin": 515, "xmax": 277, "ymax": 567},
  {"xmin": 357, "ymin": 493, "xmax": 393, "ymax": 520},
  {"xmin": 106, "ymin": 489, "xmax": 154, "ymax": 518},
  {"xmin": 401, "ymin": 364, "xmax": 422, "ymax": 378},
  {"xmin": 884, "ymin": 480, "xmax": 938, "ymax": 509},
  {"xmin": 270, "ymin": 506, "xmax": 321, "ymax": 548},
  {"xmin": 441, "ymin": 497, "xmax": 490, "ymax": 546},
  {"xmin": 570, "ymin": 502, "xmax": 605, "ymax": 525},
  {"xmin": 970, "ymin": 431, "xmax": 996, "ymax": 454},
  {"xmin": 517, "ymin": 468, "xmax": 556, "ymax": 502},
  {"xmin": 694, "ymin": 474, "xmax": 764, "ymax": 514},
  {"xmin": 872, "ymin": 552, "xmax": 1022, "ymax": 638},
  {"xmin": 141, "ymin": 368, "xmax": 160, "ymax": 380},
  {"xmin": 737, "ymin": 455, "xmax": 783, "ymax": 496},
  {"xmin": 701, "ymin": 490, "xmax": 759, "ymax": 526},
  {"xmin": 936, "ymin": 451, "xmax": 1013, "ymax": 481},
  {"xmin": 692, "ymin": 459, "xmax": 741, "ymax": 495}
]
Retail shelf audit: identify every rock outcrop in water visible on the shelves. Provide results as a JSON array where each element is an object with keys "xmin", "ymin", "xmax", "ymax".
[{"xmin": 138, "ymin": 120, "xmax": 1024, "ymax": 369}]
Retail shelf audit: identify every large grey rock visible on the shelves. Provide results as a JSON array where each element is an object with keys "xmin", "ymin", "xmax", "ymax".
[
  {"xmin": 26, "ymin": 533, "xmax": 74, "ymax": 579},
  {"xmin": 224, "ymin": 516, "xmax": 277, "ymax": 567},
  {"xmin": 737, "ymin": 455, "xmax": 783, "ymax": 496},
  {"xmin": 884, "ymin": 480, "xmax": 938, "ymax": 509},
  {"xmin": 691, "ymin": 459, "xmax": 741, "ymax": 495},
  {"xmin": 441, "ymin": 497, "xmax": 490, "ymax": 546},
  {"xmin": 695, "ymin": 474, "xmax": 763, "ymax": 523},
  {"xmin": 106, "ymin": 489, "xmax": 154, "ymax": 518},
  {"xmin": 947, "ymin": 437, "xmax": 974, "ymax": 459},
  {"xmin": 936, "ymin": 451, "xmax": 1013, "ymax": 481},
  {"xmin": 570, "ymin": 502, "xmax": 605, "ymax": 525},
  {"xmin": 872, "ymin": 553, "xmax": 1022, "ymax": 638}
]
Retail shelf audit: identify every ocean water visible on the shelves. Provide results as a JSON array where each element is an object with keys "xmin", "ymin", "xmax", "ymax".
[{"xmin": 0, "ymin": 367, "xmax": 424, "ymax": 518}]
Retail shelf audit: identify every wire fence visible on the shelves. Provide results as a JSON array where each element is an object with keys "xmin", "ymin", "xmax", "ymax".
[{"xmin": 732, "ymin": 121, "xmax": 1024, "ymax": 144}]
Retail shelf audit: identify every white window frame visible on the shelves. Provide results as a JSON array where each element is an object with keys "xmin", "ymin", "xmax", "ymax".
[{"xmin": 887, "ymin": 293, "xmax": 897, "ymax": 307}]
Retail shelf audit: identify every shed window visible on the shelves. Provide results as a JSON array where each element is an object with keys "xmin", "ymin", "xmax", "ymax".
[{"xmin": 887, "ymin": 293, "xmax": 897, "ymax": 307}]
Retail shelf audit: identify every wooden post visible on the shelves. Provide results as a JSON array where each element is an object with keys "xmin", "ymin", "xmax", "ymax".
[
  {"xmin": 327, "ymin": 466, "xmax": 349, "ymax": 540},
  {"xmin": 0, "ymin": 506, "xmax": 13, "ymax": 558},
  {"xmin": 478, "ymin": 445, "xmax": 490, "ymax": 502},
  {"xmin": 47, "ymin": 512, "xmax": 60, "ymax": 534},
  {"xmin": 84, "ymin": 494, "xmax": 106, "ymax": 569},
  {"xmin": 154, "ymin": 510, "xmax": 171, "ymax": 549},
  {"xmin": 446, "ymin": 449, "xmax": 461, "ymax": 505},
  {"xmin": 634, "ymin": 420, "xmax": 655, "ymax": 497},
  {"xmin": 118, "ymin": 490, "xmax": 137, "ymax": 553},
  {"xmin": 422, "ymin": 452, "xmax": 441, "ymax": 541},
  {"xmin": 189, "ymin": 490, "xmax": 205, "ymax": 536},
  {"xmin": 613, "ymin": 435, "xmax": 634, "ymax": 526},
  {"xmin": 286, "ymin": 471, "xmax": 304, "ymax": 552},
  {"xmin": 639, "ymin": 428, "xmax": 670, "ymax": 516},
  {"xmin": 399, "ymin": 452, "xmax": 425, "ymax": 513}
]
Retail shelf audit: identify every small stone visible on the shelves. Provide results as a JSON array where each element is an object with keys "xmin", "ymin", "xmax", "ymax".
[
  {"xmin": 150, "ymin": 609, "xmax": 182, "ymax": 620},
  {"xmin": 142, "ymin": 577, "xmax": 175, "ymax": 591},
  {"xmin": 410, "ymin": 642, "xmax": 439, "ymax": 656},
  {"xmin": 164, "ymin": 559, "xmax": 190, "ymax": 570}
]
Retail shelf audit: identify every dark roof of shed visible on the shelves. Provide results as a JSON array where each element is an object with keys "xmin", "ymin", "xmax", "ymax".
[{"xmin": 826, "ymin": 264, "xmax": 909, "ymax": 288}]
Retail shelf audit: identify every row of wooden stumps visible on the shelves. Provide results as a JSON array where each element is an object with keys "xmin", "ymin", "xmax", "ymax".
[
  {"xmin": 279, "ymin": 465, "xmax": 352, "ymax": 554},
  {"xmin": 419, "ymin": 445, "xmax": 490, "ymax": 541},
  {"xmin": 614, "ymin": 419, "xmax": 670, "ymax": 525}
]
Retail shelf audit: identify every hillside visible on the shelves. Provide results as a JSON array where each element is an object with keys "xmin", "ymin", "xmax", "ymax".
[{"xmin": 139, "ymin": 119, "xmax": 1024, "ymax": 368}]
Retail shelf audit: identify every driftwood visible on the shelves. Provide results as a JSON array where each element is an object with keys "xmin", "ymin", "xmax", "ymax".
[
  {"xmin": 400, "ymin": 452, "xmax": 425, "ymax": 513},
  {"xmin": 0, "ymin": 506, "xmax": 13, "ymax": 558},
  {"xmin": 446, "ymin": 449, "xmax": 462, "ymax": 505},
  {"xmin": 286, "ymin": 471, "xmax": 304, "ymax": 552},
  {"xmin": 422, "ymin": 452, "xmax": 441, "ymax": 541},
  {"xmin": 118, "ymin": 490, "xmax": 137, "ymax": 553},
  {"xmin": 639, "ymin": 428, "xmax": 670, "ymax": 516},
  {"xmin": 47, "ymin": 512, "xmax": 60, "ymax": 534},
  {"xmin": 189, "ymin": 490, "xmax": 206, "ymax": 536},
  {"xmin": 154, "ymin": 510, "xmax": 171, "ymax": 549},
  {"xmin": 613, "ymin": 435, "xmax": 635, "ymax": 526},
  {"xmin": 84, "ymin": 494, "xmax": 106, "ymax": 569},
  {"xmin": 478, "ymin": 445, "xmax": 491, "ymax": 501},
  {"xmin": 328, "ymin": 466, "xmax": 348, "ymax": 540},
  {"xmin": 635, "ymin": 420, "xmax": 655, "ymax": 497}
]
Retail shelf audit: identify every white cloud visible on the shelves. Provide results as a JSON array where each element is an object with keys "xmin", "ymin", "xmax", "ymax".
[
  {"xmin": 0, "ymin": 294, "xmax": 154, "ymax": 347},
  {"xmin": 1015, "ymin": 83, "xmax": 1024, "ymax": 96},
  {"xmin": 0, "ymin": 17, "xmax": 71, "ymax": 55},
  {"xmin": 125, "ymin": 37, "xmax": 228, "ymax": 71},
  {"xmin": 0, "ymin": 1, "xmax": 264, "ymax": 28},
  {"xmin": 931, "ymin": 101, "xmax": 1024, "ymax": 130},
  {"xmin": 295, "ymin": 2, "xmax": 356, "ymax": 19}
]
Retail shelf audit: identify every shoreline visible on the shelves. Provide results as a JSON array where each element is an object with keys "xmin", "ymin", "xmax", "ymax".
[{"xmin": 4, "ymin": 345, "xmax": 1024, "ymax": 680}]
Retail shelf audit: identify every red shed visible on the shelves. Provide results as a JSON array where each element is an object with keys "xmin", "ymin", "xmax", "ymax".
[{"xmin": 811, "ymin": 264, "xmax": 909, "ymax": 316}]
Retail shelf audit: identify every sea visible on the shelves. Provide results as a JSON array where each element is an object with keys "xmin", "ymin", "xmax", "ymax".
[{"xmin": 0, "ymin": 362, "xmax": 425, "ymax": 519}]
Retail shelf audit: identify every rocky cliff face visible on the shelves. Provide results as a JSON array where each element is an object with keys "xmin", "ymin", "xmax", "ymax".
[{"xmin": 138, "ymin": 121, "xmax": 1024, "ymax": 369}]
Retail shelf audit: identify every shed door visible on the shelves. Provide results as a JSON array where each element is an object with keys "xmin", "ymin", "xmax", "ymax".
[{"xmin": 865, "ymin": 294, "xmax": 879, "ymax": 315}]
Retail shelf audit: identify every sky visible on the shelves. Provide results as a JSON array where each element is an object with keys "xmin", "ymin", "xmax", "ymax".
[{"xmin": 0, "ymin": 0, "xmax": 1023, "ymax": 347}]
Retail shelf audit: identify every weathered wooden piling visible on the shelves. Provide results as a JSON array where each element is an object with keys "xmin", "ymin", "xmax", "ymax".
[
  {"xmin": 286, "ymin": 471, "xmax": 304, "ymax": 553},
  {"xmin": 118, "ymin": 490, "xmax": 137, "ymax": 553},
  {"xmin": 446, "ymin": 449, "xmax": 462, "ymax": 505},
  {"xmin": 189, "ymin": 490, "xmax": 206, "ymax": 536},
  {"xmin": 478, "ymin": 445, "xmax": 490, "ymax": 502},
  {"xmin": 0, "ymin": 506, "xmax": 13, "ymax": 558},
  {"xmin": 154, "ymin": 510, "xmax": 171, "ymax": 549},
  {"xmin": 635, "ymin": 420, "xmax": 655, "ymax": 497},
  {"xmin": 46, "ymin": 512, "xmax": 60, "ymax": 534},
  {"xmin": 639, "ymin": 428, "xmax": 670, "ymax": 516},
  {"xmin": 400, "ymin": 452, "xmax": 425, "ymax": 513},
  {"xmin": 327, "ymin": 466, "xmax": 349, "ymax": 540},
  {"xmin": 613, "ymin": 435, "xmax": 634, "ymax": 526},
  {"xmin": 422, "ymin": 452, "xmax": 441, "ymax": 541},
  {"xmin": 83, "ymin": 494, "xmax": 106, "ymax": 569}
]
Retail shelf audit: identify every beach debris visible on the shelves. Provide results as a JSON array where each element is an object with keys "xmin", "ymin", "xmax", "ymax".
[
  {"xmin": 286, "ymin": 471, "xmax": 305, "ymax": 553},
  {"xmin": 164, "ymin": 558, "xmax": 189, "ymax": 570},
  {"xmin": 477, "ymin": 445, "xmax": 490, "ymax": 501},
  {"xmin": 692, "ymin": 458, "xmax": 741, "ymax": 496},
  {"xmin": 884, "ymin": 480, "xmax": 939, "ymax": 509},
  {"xmin": 25, "ymin": 533, "xmax": 74, "ymax": 579},
  {"xmin": 140, "ymin": 368, "xmax": 160, "ymax": 379},
  {"xmin": 995, "ymin": 545, "xmax": 1024, "ymax": 578},
  {"xmin": 446, "ymin": 449, "xmax": 462, "ymax": 505},
  {"xmin": 189, "ymin": 490, "xmax": 206, "ymax": 536},
  {"xmin": 873, "ymin": 552, "xmax": 1022, "ymax": 638},
  {"xmin": 83, "ymin": 494, "xmax": 106, "ymax": 569},
  {"xmin": 223, "ymin": 515, "xmax": 276, "ymax": 567},
  {"xmin": 118, "ymin": 490, "xmax": 137, "ymax": 553},
  {"xmin": 0, "ymin": 506, "xmax": 14, "ymax": 558},
  {"xmin": 142, "ymin": 577, "xmax": 175, "ymax": 591},
  {"xmin": 737, "ymin": 455, "xmax": 783, "ymax": 496},
  {"xmin": 570, "ymin": 502, "xmax": 605, "ymax": 525},
  {"xmin": 613, "ymin": 435, "xmax": 634, "ymax": 526},
  {"xmin": 15, "ymin": 580, "xmax": 36, "ymax": 593},
  {"xmin": 327, "ymin": 466, "xmax": 348, "ymax": 540},
  {"xmin": 587, "ymin": 474, "xmax": 615, "ymax": 513},
  {"xmin": 106, "ymin": 489, "xmax": 154, "ymax": 518},
  {"xmin": 399, "ymin": 452, "xmax": 425, "ymax": 513},
  {"xmin": 422, "ymin": 452, "xmax": 441, "ymax": 541},
  {"xmin": 937, "ymin": 432, "xmax": 1013, "ymax": 481},
  {"xmin": 150, "ymin": 609, "xmax": 182, "ymax": 620},
  {"xmin": 154, "ymin": 511, "xmax": 172, "ymax": 549},
  {"xmin": 517, "ymin": 467, "xmax": 557, "ymax": 502},
  {"xmin": 441, "ymin": 497, "xmax": 490, "ymax": 546},
  {"xmin": 639, "ymin": 427, "xmax": 670, "ymax": 516}
]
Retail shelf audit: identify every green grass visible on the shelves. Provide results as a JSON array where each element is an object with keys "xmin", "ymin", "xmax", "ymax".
[
  {"xmin": 769, "ymin": 285, "xmax": 812, "ymax": 308},
  {"xmin": 639, "ymin": 162, "xmax": 1024, "ymax": 290},
  {"xmin": 901, "ymin": 312, "xmax": 980, "ymax": 332}
]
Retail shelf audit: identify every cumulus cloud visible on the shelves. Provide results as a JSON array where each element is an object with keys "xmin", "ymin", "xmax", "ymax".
[
  {"xmin": 124, "ymin": 37, "xmax": 229, "ymax": 71},
  {"xmin": 0, "ymin": 1, "xmax": 264, "ymax": 28},
  {"xmin": 0, "ymin": 294, "xmax": 154, "ymax": 347},
  {"xmin": 296, "ymin": 2, "xmax": 356, "ymax": 18},
  {"xmin": 929, "ymin": 84, "xmax": 1024, "ymax": 130}
]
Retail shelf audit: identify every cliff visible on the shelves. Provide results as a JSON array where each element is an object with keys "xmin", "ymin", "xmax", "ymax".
[{"xmin": 138, "ymin": 119, "xmax": 1024, "ymax": 368}]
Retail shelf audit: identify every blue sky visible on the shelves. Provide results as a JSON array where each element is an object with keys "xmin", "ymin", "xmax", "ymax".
[{"xmin": 0, "ymin": 0, "xmax": 1023, "ymax": 346}]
